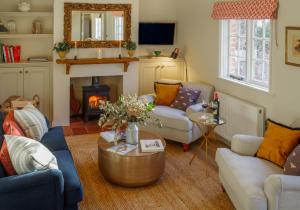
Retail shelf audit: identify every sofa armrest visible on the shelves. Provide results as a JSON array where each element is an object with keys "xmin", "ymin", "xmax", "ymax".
[
  {"xmin": 186, "ymin": 103, "xmax": 204, "ymax": 115},
  {"xmin": 0, "ymin": 169, "xmax": 64, "ymax": 210},
  {"xmin": 139, "ymin": 94, "xmax": 156, "ymax": 104},
  {"xmin": 264, "ymin": 174, "xmax": 300, "ymax": 210},
  {"xmin": 231, "ymin": 134, "xmax": 263, "ymax": 156}
]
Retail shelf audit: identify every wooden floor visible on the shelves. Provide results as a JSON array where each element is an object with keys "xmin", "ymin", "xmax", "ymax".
[{"xmin": 66, "ymin": 134, "xmax": 234, "ymax": 210}]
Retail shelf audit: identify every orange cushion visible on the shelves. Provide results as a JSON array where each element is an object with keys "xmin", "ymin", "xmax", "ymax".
[
  {"xmin": 3, "ymin": 111, "xmax": 24, "ymax": 136},
  {"xmin": 257, "ymin": 120, "xmax": 300, "ymax": 167},
  {"xmin": 155, "ymin": 83, "xmax": 181, "ymax": 106},
  {"xmin": 0, "ymin": 140, "xmax": 17, "ymax": 176}
]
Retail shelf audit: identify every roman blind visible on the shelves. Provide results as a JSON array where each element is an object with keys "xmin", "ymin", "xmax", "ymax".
[{"xmin": 212, "ymin": 0, "xmax": 279, "ymax": 20}]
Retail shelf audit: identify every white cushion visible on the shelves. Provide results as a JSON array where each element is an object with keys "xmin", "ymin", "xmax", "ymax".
[
  {"xmin": 216, "ymin": 148, "xmax": 283, "ymax": 210},
  {"xmin": 14, "ymin": 104, "xmax": 48, "ymax": 141},
  {"xmin": 150, "ymin": 106, "xmax": 193, "ymax": 131},
  {"xmin": 5, "ymin": 135, "xmax": 58, "ymax": 175}
]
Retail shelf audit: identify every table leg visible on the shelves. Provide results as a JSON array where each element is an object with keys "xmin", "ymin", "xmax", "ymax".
[{"xmin": 189, "ymin": 138, "xmax": 206, "ymax": 165}]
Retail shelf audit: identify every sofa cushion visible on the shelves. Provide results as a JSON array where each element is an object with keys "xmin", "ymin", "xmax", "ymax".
[
  {"xmin": 0, "ymin": 112, "xmax": 6, "ymax": 178},
  {"xmin": 170, "ymin": 87, "xmax": 201, "ymax": 111},
  {"xmin": 0, "ymin": 140, "xmax": 17, "ymax": 175},
  {"xmin": 41, "ymin": 127, "xmax": 69, "ymax": 152},
  {"xmin": 53, "ymin": 150, "xmax": 83, "ymax": 205},
  {"xmin": 154, "ymin": 82, "xmax": 181, "ymax": 106},
  {"xmin": 284, "ymin": 144, "xmax": 300, "ymax": 175},
  {"xmin": 3, "ymin": 111, "xmax": 25, "ymax": 136},
  {"xmin": 182, "ymin": 82, "xmax": 214, "ymax": 103},
  {"xmin": 257, "ymin": 120, "xmax": 300, "ymax": 167},
  {"xmin": 150, "ymin": 106, "xmax": 193, "ymax": 131},
  {"xmin": 14, "ymin": 104, "xmax": 48, "ymax": 141},
  {"xmin": 216, "ymin": 148, "xmax": 283, "ymax": 210},
  {"xmin": 5, "ymin": 135, "xmax": 58, "ymax": 175}
]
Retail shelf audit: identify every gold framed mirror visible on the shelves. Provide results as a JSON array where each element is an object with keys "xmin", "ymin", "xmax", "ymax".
[{"xmin": 64, "ymin": 3, "xmax": 132, "ymax": 48}]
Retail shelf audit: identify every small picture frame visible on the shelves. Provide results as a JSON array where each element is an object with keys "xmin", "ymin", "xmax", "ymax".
[{"xmin": 285, "ymin": 27, "xmax": 300, "ymax": 67}]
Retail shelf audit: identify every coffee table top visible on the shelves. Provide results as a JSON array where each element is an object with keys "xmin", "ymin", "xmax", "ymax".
[{"xmin": 98, "ymin": 130, "xmax": 166, "ymax": 157}]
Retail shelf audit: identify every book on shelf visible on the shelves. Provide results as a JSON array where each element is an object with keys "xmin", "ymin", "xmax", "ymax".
[
  {"xmin": 27, "ymin": 56, "xmax": 49, "ymax": 62},
  {"xmin": 106, "ymin": 143, "xmax": 137, "ymax": 155},
  {"xmin": 0, "ymin": 43, "xmax": 21, "ymax": 63},
  {"xmin": 140, "ymin": 139, "xmax": 164, "ymax": 153}
]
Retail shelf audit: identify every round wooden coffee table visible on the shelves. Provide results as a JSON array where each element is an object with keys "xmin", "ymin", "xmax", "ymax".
[{"xmin": 98, "ymin": 130, "xmax": 166, "ymax": 187}]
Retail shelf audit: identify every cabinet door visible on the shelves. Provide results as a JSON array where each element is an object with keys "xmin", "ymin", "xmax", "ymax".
[
  {"xmin": 159, "ymin": 61, "xmax": 184, "ymax": 81},
  {"xmin": 0, "ymin": 67, "xmax": 23, "ymax": 103},
  {"xmin": 139, "ymin": 62, "xmax": 160, "ymax": 95},
  {"xmin": 23, "ymin": 66, "xmax": 50, "ymax": 117}
]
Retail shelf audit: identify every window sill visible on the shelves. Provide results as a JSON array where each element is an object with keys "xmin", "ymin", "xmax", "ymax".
[{"xmin": 218, "ymin": 77, "xmax": 274, "ymax": 95}]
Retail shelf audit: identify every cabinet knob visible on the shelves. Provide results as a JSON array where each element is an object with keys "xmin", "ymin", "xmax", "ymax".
[
  {"xmin": 19, "ymin": 71, "xmax": 22, "ymax": 74},
  {"xmin": 25, "ymin": 71, "xmax": 29, "ymax": 74}
]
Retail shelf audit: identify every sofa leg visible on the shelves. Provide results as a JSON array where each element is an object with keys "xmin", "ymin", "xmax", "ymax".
[
  {"xmin": 221, "ymin": 185, "xmax": 226, "ymax": 192},
  {"xmin": 183, "ymin": 144, "xmax": 189, "ymax": 152}
]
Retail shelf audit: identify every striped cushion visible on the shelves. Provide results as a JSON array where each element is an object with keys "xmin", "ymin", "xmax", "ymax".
[
  {"xmin": 5, "ymin": 135, "xmax": 58, "ymax": 175},
  {"xmin": 14, "ymin": 104, "xmax": 48, "ymax": 141}
]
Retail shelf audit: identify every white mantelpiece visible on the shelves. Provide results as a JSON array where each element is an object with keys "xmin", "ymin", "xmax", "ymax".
[{"xmin": 53, "ymin": 0, "xmax": 139, "ymax": 126}]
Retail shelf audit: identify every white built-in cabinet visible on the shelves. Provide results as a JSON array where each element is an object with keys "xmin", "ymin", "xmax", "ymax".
[
  {"xmin": 0, "ymin": 64, "xmax": 51, "ymax": 117},
  {"xmin": 139, "ymin": 57, "xmax": 185, "ymax": 95}
]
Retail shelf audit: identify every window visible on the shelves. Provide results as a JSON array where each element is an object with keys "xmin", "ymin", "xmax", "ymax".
[{"xmin": 220, "ymin": 20, "xmax": 271, "ymax": 91}]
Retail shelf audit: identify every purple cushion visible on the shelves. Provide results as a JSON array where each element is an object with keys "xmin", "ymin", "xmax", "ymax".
[
  {"xmin": 284, "ymin": 145, "xmax": 300, "ymax": 176},
  {"xmin": 170, "ymin": 87, "xmax": 201, "ymax": 111}
]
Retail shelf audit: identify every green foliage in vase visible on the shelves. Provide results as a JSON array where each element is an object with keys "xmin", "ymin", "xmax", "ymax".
[
  {"xmin": 53, "ymin": 41, "xmax": 71, "ymax": 52},
  {"xmin": 98, "ymin": 94, "xmax": 160, "ymax": 131},
  {"xmin": 123, "ymin": 40, "xmax": 137, "ymax": 50}
]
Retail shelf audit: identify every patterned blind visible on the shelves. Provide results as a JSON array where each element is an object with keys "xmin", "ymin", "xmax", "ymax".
[{"xmin": 212, "ymin": 0, "xmax": 279, "ymax": 20}]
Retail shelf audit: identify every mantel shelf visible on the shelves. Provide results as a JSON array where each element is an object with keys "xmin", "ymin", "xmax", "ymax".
[{"xmin": 56, "ymin": 57, "xmax": 140, "ymax": 75}]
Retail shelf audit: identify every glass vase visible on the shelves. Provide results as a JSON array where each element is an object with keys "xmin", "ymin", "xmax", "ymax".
[{"xmin": 126, "ymin": 122, "xmax": 139, "ymax": 145}]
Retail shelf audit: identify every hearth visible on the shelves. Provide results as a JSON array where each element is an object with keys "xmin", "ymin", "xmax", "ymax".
[{"xmin": 82, "ymin": 77, "xmax": 110, "ymax": 122}]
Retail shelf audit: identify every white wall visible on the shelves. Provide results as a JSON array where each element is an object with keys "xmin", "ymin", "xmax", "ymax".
[
  {"xmin": 176, "ymin": 0, "xmax": 300, "ymax": 125},
  {"xmin": 53, "ymin": 0, "xmax": 139, "ymax": 126},
  {"xmin": 138, "ymin": 0, "xmax": 178, "ymax": 56}
]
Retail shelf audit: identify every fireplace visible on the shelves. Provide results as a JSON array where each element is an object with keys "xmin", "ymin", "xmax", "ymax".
[{"xmin": 82, "ymin": 77, "xmax": 110, "ymax": 122}]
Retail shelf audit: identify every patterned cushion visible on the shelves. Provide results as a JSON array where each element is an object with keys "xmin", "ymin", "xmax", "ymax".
[
  {"xmin": 4, "ymin": 135, "xmax": 58, "ymax": 175},
  {"xmin": 170, "ymin": 87, "xmax": 201, "ymax": 111},
  {"xmin": 3, "ymin": 111, "xmax": 25, "ymax": 136},
  {"xmin": 284, "ymin": 145, "xmax": 300, "ymax": 175},
  {"xmin": 0, "ymin": 140, "xmax": 17, "ymax": 176},
  {"xmin": 14, "ymin": 104, "xmax": 48, "ymax": 141}
]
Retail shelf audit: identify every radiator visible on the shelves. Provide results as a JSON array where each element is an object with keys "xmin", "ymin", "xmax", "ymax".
[{"xmin": 215, "ymin": 92, "xmax": 265, "ymax": 143}]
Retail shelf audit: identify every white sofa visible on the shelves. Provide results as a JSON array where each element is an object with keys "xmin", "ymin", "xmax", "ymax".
[
  {"xmin": 216, "ymin": 134, "xmax": 300, "ymax": 210},
  {"xmin": 140, "ymin": 80, "xmax": 214, "ymax": 151}
]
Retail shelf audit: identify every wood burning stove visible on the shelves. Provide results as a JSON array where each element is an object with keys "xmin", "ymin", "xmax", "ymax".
[{"xmin": 82, "ymin": 77, "xmax": 110, "ymax": 122}]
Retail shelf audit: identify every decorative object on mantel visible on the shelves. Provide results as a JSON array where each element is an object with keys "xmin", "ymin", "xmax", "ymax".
[
  {"xmin": 170, "ymin": 48, "xmax": 180, "ymax": 59},
  {"xmin": 18, "ymin": 1, "xmax": 31, "ymax": 12},
  {"xmin": 98, "ymin": 94, "xmax": 156, "ymax": 145},
  {"xmin": 73, "ymin": 41, "xmax": 78, "ymax": 60},
  {"xmin": 123, "ymin": 40, "xmax": 137, "ymax": 57},
  {"xmin": 53, "ymin": 41, "xmax": 71, "ymax": 59},
  {"xmin": 285, "ymin": 27, "xmax": 300, "ymax": 67},
  {"xmin": 56, "ymin": 57, "xmax": 139, "ymax": 75},
  {"xmin": 27, "ymin": 56, "xmax": 49, "ymax": 62},
  {"xmin": 0, "ymin": 20, "xmax": 8, "ymax": 33}
]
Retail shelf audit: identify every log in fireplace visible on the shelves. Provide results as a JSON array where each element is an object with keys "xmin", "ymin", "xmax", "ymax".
[{"xmin": 82, "ymin": 77, "xmax": 110, "ymax": 122}]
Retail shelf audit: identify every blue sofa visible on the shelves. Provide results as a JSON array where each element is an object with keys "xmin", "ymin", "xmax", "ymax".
[{"xmin": 0, "ymin": 112, "xmax": 83, "ymax": 210}]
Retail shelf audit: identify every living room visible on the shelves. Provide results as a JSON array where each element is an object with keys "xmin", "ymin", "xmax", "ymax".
[{"xmin": 0, "ymin": 0, "xmax": 300, "ymax": 210}]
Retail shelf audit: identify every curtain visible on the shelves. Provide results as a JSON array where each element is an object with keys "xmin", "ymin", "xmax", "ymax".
[{"xmin": 211, "ymin": 0, "xmax": 279, "ymax": 20}]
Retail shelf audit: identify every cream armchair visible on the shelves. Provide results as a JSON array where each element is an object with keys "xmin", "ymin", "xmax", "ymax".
[
  {"xmin": 139, "ymin": 80, "xmax": 214, "ymax": 151},
  {"xmin": 216, "ymin": 134, "xmax": 300, "ymax": 210}
]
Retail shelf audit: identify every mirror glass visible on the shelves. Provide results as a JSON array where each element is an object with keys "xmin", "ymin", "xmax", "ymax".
[{"xmin": 71, "ymin": 11, "xmax": 125, "ymax": 41}]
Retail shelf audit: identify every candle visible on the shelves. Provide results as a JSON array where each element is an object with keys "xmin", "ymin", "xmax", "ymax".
[
  {"xmin": 118, "ymin": 40, "xmax": 122, "ymax": 59},
  {"xmin": 74, "ymin": 41, "xmax": 78, "ymax": 60}
]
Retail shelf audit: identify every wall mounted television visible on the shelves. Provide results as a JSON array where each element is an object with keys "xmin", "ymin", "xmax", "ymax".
[{"xmin": 139, "ymin": 23, "xmax": 175, "ymax": 45}]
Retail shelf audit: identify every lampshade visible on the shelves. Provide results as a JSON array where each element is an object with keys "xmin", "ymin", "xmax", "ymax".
[{"xmin": 0, "ymin": 20, "xmax": 8, "ymax": 33}]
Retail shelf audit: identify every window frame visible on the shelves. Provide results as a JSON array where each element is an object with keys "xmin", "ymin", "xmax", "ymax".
[{"xmin": 219, "ymin": 20, "xmax": 273, "ymax": 93}]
